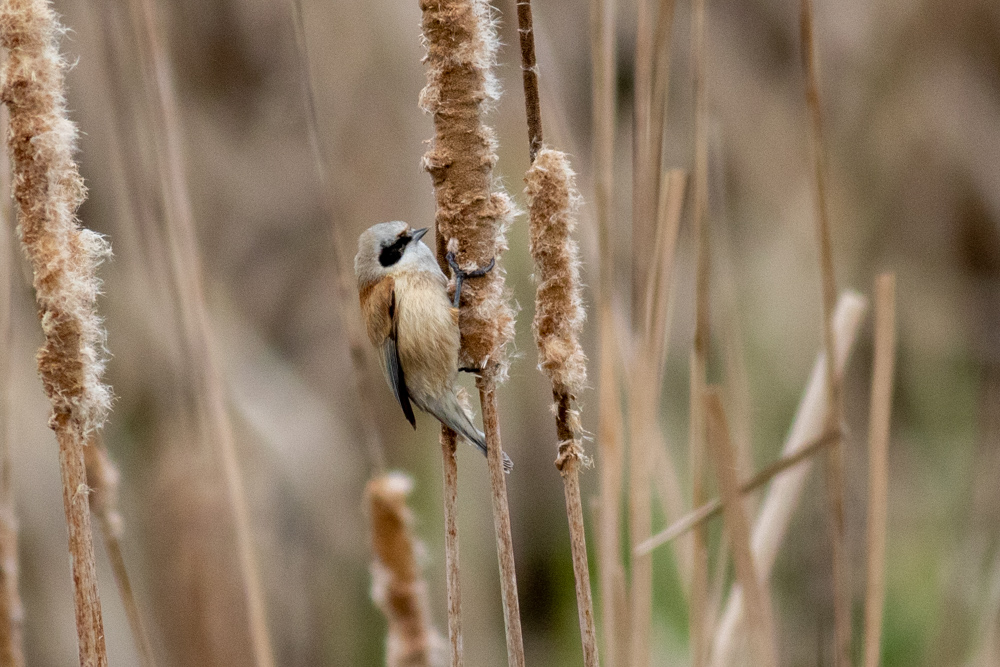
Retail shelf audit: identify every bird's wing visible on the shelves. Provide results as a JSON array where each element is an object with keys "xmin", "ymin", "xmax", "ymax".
[{"xmin": 360, "ymin": 276, "xmax": 416, "ymax": 428}]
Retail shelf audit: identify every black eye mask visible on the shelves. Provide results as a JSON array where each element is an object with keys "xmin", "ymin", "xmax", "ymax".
[{"xmin": 379, "ymin": 234, "xmax": 410, "ymax": 267}]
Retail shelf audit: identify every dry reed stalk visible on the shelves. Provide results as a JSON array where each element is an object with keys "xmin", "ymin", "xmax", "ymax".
[
  {"xmin": 515, "ymin": 0, "xmax": 543, "ymax": 161},
  {"xmin": 689, "ymin": 0, "xmax": 711, "ymax": 662},
  {"xmin": 705, "ymin": 390, "xmax": 777, "ymax": 667},
  {"xmin": 0, "ymin": 132, "xmax": 25, "ymax": 667},
  {"xmin": 631, "ymin": 0, "xmax": 655, "ymax": 316},
  {"xmin": 627, "ymin": 168, "xmax": 687, "ymax": 666},
  {"xmin": 439, "ymin": 430, "xmax": 463, "ymax": 666},
  {"xmin": 0, "ymin": 2, "xmax": 111, "ymax": 663},
  {"xmin": 367, "ymin": 473, "xmax": 446, "ymax": 667},
  {"xmin": 287, "ymin": 0, "xmax": 386, "ymax": 471},
  {"xmin": 711, "ymin": 292, "xmax": 867, "ymax": 667},
  {"xmin": 636, "ymin": 429, "xmax": 841, "ymax": 554},
  {"xmin": 863, "ymin": 273, "xmax": 896, "ymax": 667},
  {"xmin": 418, "ymin": 1, "xmax": 522, "ymax": 664},
  {"xmin": 84, "ymin": 439, "xmax": 158, "ymax": 667},
  {"xmin": 590, "ymin": 0, "xmax": 626, "ymax": 660},
  {"xmin": 526, "ymin": 147, "xmax": 599, "ymax": 667},
  {"xmin": 596, "ymin": 318, "xmax": 629, "ymax": 667},
  {"xmin": 648, "ymin": 0, "xmax": 677, "ymax": 202},
  {"xmin": 799, "ymin": 2, "xmax": 850, "ymax": 663},
  {"xmin": 126, "ymin": 0, "xmax": 275, "ymax": 663}
]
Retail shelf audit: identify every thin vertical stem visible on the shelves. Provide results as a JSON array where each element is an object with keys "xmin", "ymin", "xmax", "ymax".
[
  {"xmin": 440, "ymin": 428, "xmax": 464, "ymax": 667},
  {"xmin": 689, "ymin": 0, "xmax": 711, "ymax": 662},
  {"xmin": 863, "ymin": 273, "xmax": 896, "ymax": 667},
  {"xmin": 799, "ymin": 1, "xmax": 849, "ymax": 663},
  {"xmin": 478, "ymin": 376, "xmax": 525, "ymax": 667},
  {"xmin": 554, "ymin": 390, "xmax": 600, "ymax": 667},
  {"xmin": 591, "ymin": 0, "xmax": 623, "ymax": 660},
  {"xmin": 516, "ymin": 0, "xmax": 543, "ymax": 162}
]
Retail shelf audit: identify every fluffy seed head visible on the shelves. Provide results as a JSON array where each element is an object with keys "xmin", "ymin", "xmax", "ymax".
[
  {"xmin": 1, "ymin": 0, "xmax": 111, "ymax": 434},
  {"xmin": 419, "ymin": 0, "xmax": 515, "ymax": 379},
  {"xmin": 526, "ymin": 148, "xmax": 587, "ymax": 396}
]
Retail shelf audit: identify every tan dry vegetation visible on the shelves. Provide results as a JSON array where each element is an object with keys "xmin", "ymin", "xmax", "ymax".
[{"xmin": 0, "ymin": 0, "xmax": 995, "ymax": 665}]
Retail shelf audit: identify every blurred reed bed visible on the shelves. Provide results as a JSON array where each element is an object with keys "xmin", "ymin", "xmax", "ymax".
[{"xmin": 0, "ymin": 0, "xmax": 997, "ymax": 664}]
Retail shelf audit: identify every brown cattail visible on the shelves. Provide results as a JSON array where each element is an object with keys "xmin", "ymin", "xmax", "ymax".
[
  {"xmin": 419, "ymin": 0, "xmax": 515, "ymax": 379},
  {"xmin": 1, "ymin": 0, "xmax": 110, "ymax": 663},
  {"xmin": 526, "ymin": 147, "xmax": 599, "ymax": 667},
  {"xmin": 526, "ymin": 148, "xmax": 587, "ymax": 398},
  {"xmin": 419, "ymin": 1, "xmax": 523, "ymax": 664},
  {"xmin": 367, "ymin": 473, "xmax": 446, "ymax": 667}
]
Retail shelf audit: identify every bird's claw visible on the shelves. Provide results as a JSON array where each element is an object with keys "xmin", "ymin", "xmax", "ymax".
[{"xmin": 446, "ymin": 251, "xmax": 496, "ymax": 308}]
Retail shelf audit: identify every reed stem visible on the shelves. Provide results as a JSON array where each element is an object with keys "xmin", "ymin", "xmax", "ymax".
[
  {"xmin": 863, "ymin": 273, "xmax": 896, "ymax": 667},
  {"xmin": 799, "ymin": 1, "xmax": 850, "ymax": 662}
]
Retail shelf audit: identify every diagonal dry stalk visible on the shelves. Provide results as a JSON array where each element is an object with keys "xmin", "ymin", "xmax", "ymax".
[
  {"xmin": 525, "ymin": 147, "xmax": 599, "ymax": 667},
  {"xmin": 124, "ymin": 0, "xmax": 275, "ymax": 663},
  {"xmin": 799, "ymin": 1, "xmax": 850, "ymax": 663},
  {"xmin": 711, "ymin": 292, "xmax": 868, "ymax": 667},
  {"xmin": 417, "ymin": 0, "xmax": 522, "ymax": 664},
  {"xmin": 286, "ymin": 0, "xmax": 386, "ymax": 472},
  {"xmin": 0, "ymin": 125, "xmax": 25, "ymax": 667},
  {"xmin": 705, "ymin": 390, "xmax": 777, "ymax": 667},
  {"xmin": 635, "ymin": 429, "xmax": 841, "ymax": 556},
  {"xmin": 863, "ymin": 273, "xmax": 896, "ymax": 667},
  {"xmin": 0, "ymin": 2, "xmax": 112, "ymax": 663},
  {"xmin": 84, "ymin": 439, "xmax": 157, "ymax": 667},
  {"xmin": 367, "ymin": 473, "xmax": 446, "ymax": 667}
]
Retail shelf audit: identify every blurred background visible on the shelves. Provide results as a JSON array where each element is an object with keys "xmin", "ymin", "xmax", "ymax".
[{"xmin": 1, "ymin": 0, "xmax": 999, "ymax": 664}]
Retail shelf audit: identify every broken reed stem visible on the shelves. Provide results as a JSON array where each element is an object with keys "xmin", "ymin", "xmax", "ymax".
[
  {"xmin": 526, "ymin": 148, "xmax": 599, "ymax": 667},
  {"xmin": 705, "ymin": 391, "xmax": 777, "ymax": 667},
  {"xmin": 711, "ymin": 292, "xmax": 867, "ymax": 667},
  {"xmin": 84, "ymin": 440, "xmax": 157, "ymax": 667},
  {"xmin": 0, "ymin": 2, "xmax": 111, "ymax": 663},
  {"xmin": 439, "ymin": 429, "xmax": 463, "ymax": 667},
  {"xmin": 127, "ymin": 0, "xmax": 275, "ymax": 662},
  {"xmin": 635, "ymin": 429, "xmax": 841, "ymax": 555},
  {"xmin": 0, "ymin": 136, "xmax": 25, "ymax": 667},
  {"xmin": 863, "ymin": 273, "xmax": 896, "ymax": 667},
  {"xmin": 418, "ymin": 0, "xmax": 522, "ymax": 664},
  {"xmin": 689, "ymin": 0, "xmax": 710, "ymax": 663},
  {"xmin": 515, "ymin": 0, "xmax": 543, "ymax": 162},
  {"xmin": 799, "ymin": 1, "xmax": 850, "ymax": 663},
  {"xmin": 368, "ymin": 473, "xmax": 446, "ymax": 667},
  {"xmin": 286, "ymin": 0, "xmax": 386, "ymax": 471}
]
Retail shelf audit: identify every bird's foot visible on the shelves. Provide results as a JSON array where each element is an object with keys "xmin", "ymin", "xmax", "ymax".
[{"xmin": 446, "ymin": 251, "xmax": 496, "ymax": 309}]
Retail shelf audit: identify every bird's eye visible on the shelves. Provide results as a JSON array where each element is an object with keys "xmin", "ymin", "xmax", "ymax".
[{"xmin": 378, "ymin": 234, "xmax": 410, "ymax": 267}]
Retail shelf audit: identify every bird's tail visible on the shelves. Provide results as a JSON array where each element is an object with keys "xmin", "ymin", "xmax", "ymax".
[{"xmin": 430, "ymin": 393, "xmax": 513, "ymax": 473}]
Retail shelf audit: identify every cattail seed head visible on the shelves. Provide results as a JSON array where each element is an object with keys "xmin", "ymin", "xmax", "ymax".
[
  {"xmin": 1, "ymin": 0, "xmax": 111, "ymax": 435},
  {"xmin": 419, "ymin": 0, "xmax": 515, "ymax": 379},
  {"xmin": 526, "ymin": 148, "xmax": 587, "ymax": 397},
  {"xmin": 367, "ymin": 473, "xmax": 445, "ymax": 667}
]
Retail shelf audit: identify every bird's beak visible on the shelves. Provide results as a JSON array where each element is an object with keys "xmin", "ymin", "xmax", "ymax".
[{"xmin": 410, "ymin": 227, "xmax": 429, "ymax": 243}]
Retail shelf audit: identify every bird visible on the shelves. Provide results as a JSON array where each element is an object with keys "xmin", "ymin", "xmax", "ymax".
[{"xmin": 355, "ymin": 220, "xmax": 512, "ymax": 472}]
